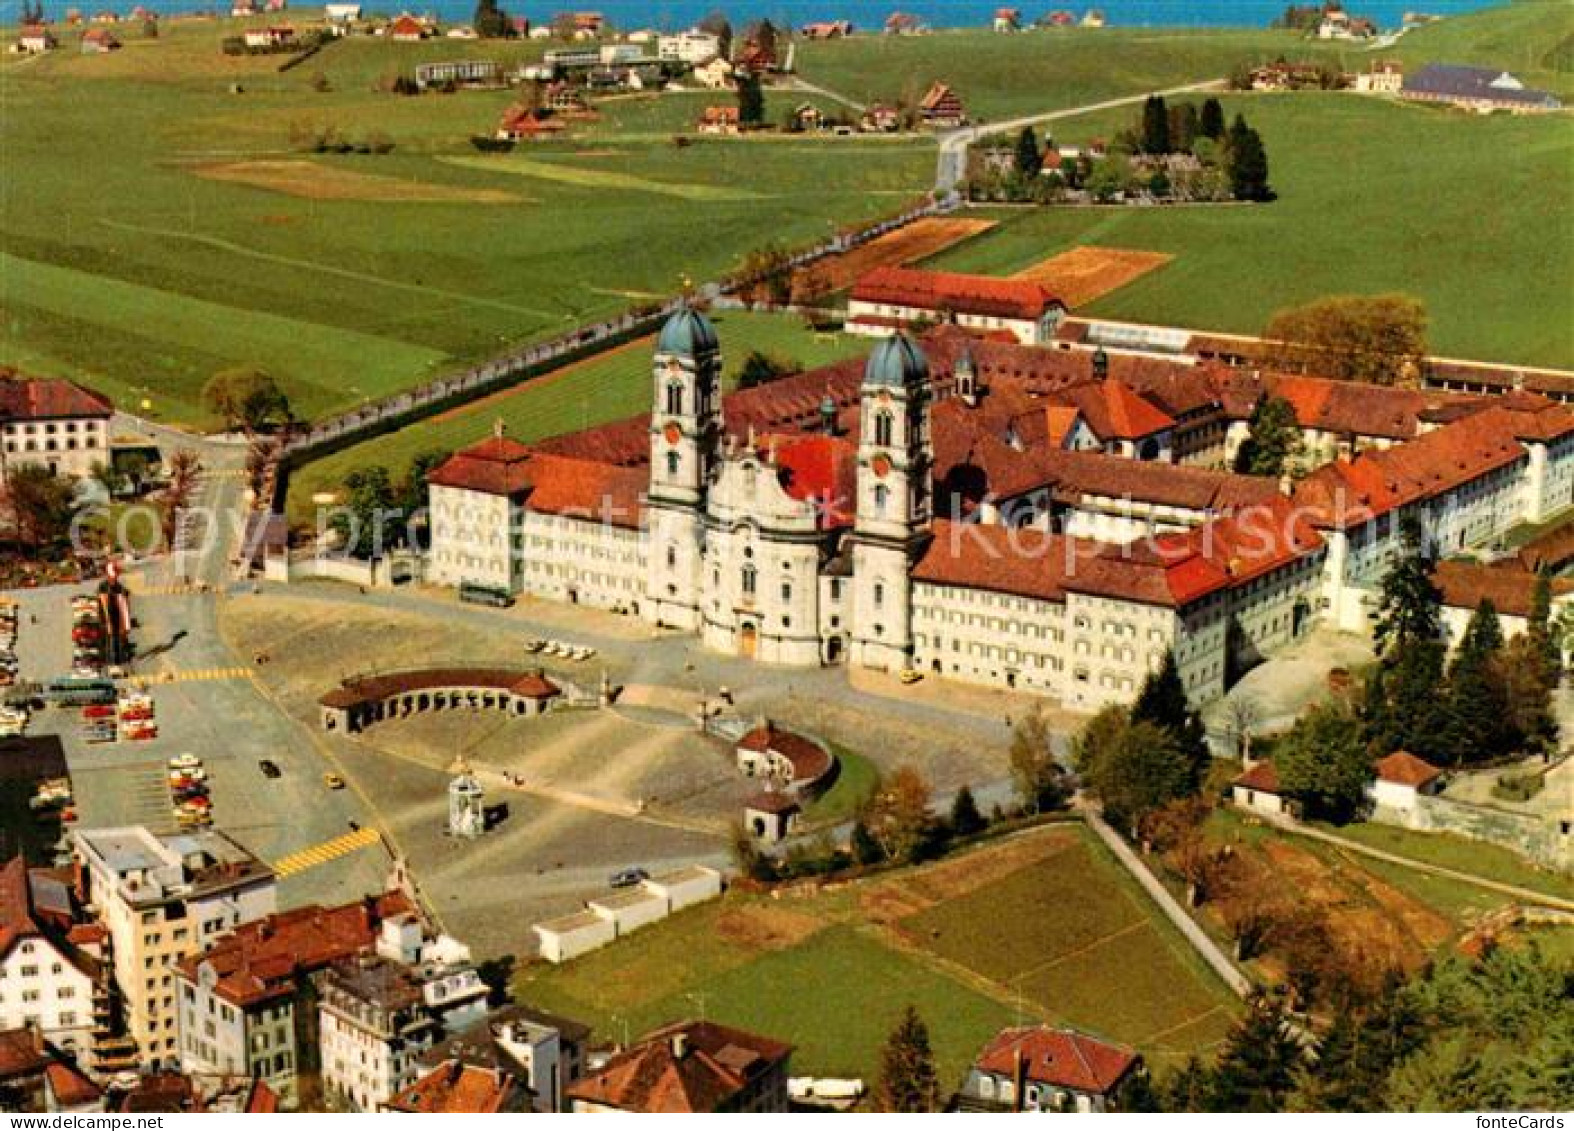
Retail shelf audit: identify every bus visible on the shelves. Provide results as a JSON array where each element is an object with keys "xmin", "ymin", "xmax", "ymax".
[
  {"xmin": 459, "ymin": 582, "xmax": 515, "ymax": 609},
  {"xmin": 44, "ymin": 677, "xmax": 117, "ymax": 707}
]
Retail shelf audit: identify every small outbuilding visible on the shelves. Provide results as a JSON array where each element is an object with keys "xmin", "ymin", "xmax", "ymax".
[
  {"xmin": 1368, "ymin": 751, "xmax": 1444, "ymax": 816},
  {"xmin": 1230, "ymin": 760, "xmax": 1288, "ymax": 818},
  {"xmin": 534, "ymin": 910, "xmax": 616, "ymax": 964},
  {"xmin": 744, "ymin": 790, "xmax": 800, "ymax": 843}
]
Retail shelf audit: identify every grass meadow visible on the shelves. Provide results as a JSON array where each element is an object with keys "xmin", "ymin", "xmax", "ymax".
[
  {"xmin": 0, "ymin": 17, "xmax": 931, "ymax": 427},
  {"xmin": 517, "ymin": 825, "xmax": 1240, "ymax": 1085},
  {"xmin": 925, "ymin": 93, "xmax": 1574, "ymax": 367}
]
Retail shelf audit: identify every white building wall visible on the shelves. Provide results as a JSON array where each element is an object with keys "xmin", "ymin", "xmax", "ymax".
[
  {"xmin": 427, "ymin": 485, "xmax": 518, "ymax": 592},
  {"xmin": 0, "ymin": 943, "xmax": 95, "ymax": 1058}
]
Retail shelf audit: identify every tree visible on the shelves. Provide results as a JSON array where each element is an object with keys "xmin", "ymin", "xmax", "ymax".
[
  {"xmin": 1233, "ymin": 394, "xmax": 1302, "ymax": 477},
  {"xmin": 949, "ymin": 785, "xmax": 985, "ymax": 837},
  {"xmin": 735, "ymin": 71, "xmax": 765, "ymax": 128},
  {"xmin": 697, "ymin": 10, "xmax": 733, "ymax": 56},
  {"xmin": 1199, "ymin": 96, "xmax": 1225, "ymax": 140},
  {"xmin": 1499, "ymin": 633, "xmax": 1559, "ymax": 757},
  {"xmin": 473, "ymin": 0, "xmax": 511, "ymax": 37},
  {"xmin": 737, "ymin": 351, "xmax": 798, "ymax": 389},
  {"xmin": 1008, "ymin": 704, "xmax": 1067, "ymax": 813},
  {"xmin": 1073, "ymin": 708, "xmax": 1196, "ymax": 832},
  {"xmin": 1527, "ymin": 569, "xmax": 1560, "ymax": 684},
  {"xmin": 1014, "ymin": 124, "xmax": 1042, "ymax": 177},
  {"xmin": 159, "ymin": 448, "xmax": 204, "ymax": 551},
  {"xmin": 203, "ymin": 367, "xmax": 292, "ymax": 433},
  {"xmin": 1141, "ymin": 94, "xmax": 1170, "ymax": 154},
  {"xmin": 1218, "ymin": 694, "xmax": 1262, "ymax": 762},
  {"xmin": 875, "ymin": 1006, "xmax": 941, "ymax": 1112},
  {"xmin": 1439, "ymin": 599, "xmax": 1513, "ymax": 764},
  {"xmin": 1362, "ymin": 641, "xmax": 1450, "ymax": 761},
  {"xmin": 1225, "ymin": 114, "xmax": 1271, "ymax": 201},
  {"xmin": 331, "ymin": 465, "xmax": 398, "ymax": 559},
  {"xmin": 860, "ymin": 765, "xmax": 933, "ymax": 863},
  {"xmin": 1371, "ymin": 514, "xmax": 1442, "ymax": 658},
  {"xmin": 1265, "ymin": 294, "xmax": 1429, "ymax": 386},
  {"xmin": 849, "ymin": 818, "xmax": 884, "ymax": 865},
  {"xmin": 1168, "ymin": 100, "xmax": 1199, "ymax": 153},
  {"xmin": 1274, "ymin": 701, "xmax": 1371, "ymax": 821},
  {"xmin": 742, "ymin": 17, "xmax": 779, "ymax": 62},
  {"xmin": 1205, "ymin": 995, "xmax": 1306, "ymax": 1112},
  {"xmin": 1131, "ymin": 650, "xmax": 1210, "ymax": 790},
  {"xmin": 737, "ymin": 244, "xmax": 793, "ymax": 306},
  {"xmin": 5, "ymin": 465, "xmax": 75, "ymax": 551}
]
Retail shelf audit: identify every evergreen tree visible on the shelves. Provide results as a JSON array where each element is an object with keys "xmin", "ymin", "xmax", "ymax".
[
  {"xmin": 948, "ymin": 785, "xmax": 986, "ymax": 837},
  {"xmin": 1131, "ymin": 650, "xmax": 1210, "ymax": 788},
  {"xmin": 473, "ymin": 0, "xmax": 511, "ymax": 37},
  {"xmin": 1167, "ymin": 101, "xmax": 1199, "ymax": 153},
  {"xmin": 1440, "ymin": 600, "xmax": 1513, "ymax": 764},
  {"xmin": 1226, "ymin": 114, "xmax": 1271, "ymax": 202},
  {"xmin": 1500, "ymin": 633, "xmax": 1559, "ymax": 756},
  {"xmin": 1074, "ymin": 711, "xmax": 1196, "ymax": 832},
  {"xmin": 1141, "ymin": 94, "xmax": 1170, "ymax": 154},
  {"xmin": 1371, "ymin": 515, "xmax": 1442, "ymax": 658},
  {"xmin": 735, "ymin": 72, "xmax": 765, "ymax": 128},
  {"xmin": 849, "ymin": 819, "xmax": 884, "ymax": 865},
  {"xmin": 1233, "ymin": 394, "xmax": 1302, "ymax": 477},
  {"xmin": 875, "ymin": 1006, "xmax": 941, "ymax": 1112},
  {"xmin": 1206, "ymin": 995, "xmax": 1305, "ymax": 1112},
  {"xmin": 1527, "ymin": 568, "xmax": 1560, "ymax": 682},
  {"xmin": 1363, "ymin": 642, "xmax": 1450, "ymax": 760},
  {"xmin": 1014, "ymin": 124, "xmax": 1042, "ymax": 178},
  {"xmin": 1158, "ymin": 1056, "xmax": 1212, "ymax": 1112},
  {"xmin": 1199, "ymin": 96, "xmax": 1225, "ymax": 140}
]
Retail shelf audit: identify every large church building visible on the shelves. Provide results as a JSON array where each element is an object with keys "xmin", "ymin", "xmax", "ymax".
[{"xmin": 426, "ymin": 306, "xmax": 1574, "ymax": 711}]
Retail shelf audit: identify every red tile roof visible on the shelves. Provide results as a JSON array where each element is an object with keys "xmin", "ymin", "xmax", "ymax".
[
  {"xmin": 0, "ymin": 856, "xmax": 38, "ymax": 962},
  {"xmin": 0, "ymin": 1028, "xmax": 50, "ymax": 1081},
  {"xmin": 914, "ymin": 521, "xmax": 1082, "ymax": 603},
  {"xmin": 1065, "ymin": 379, "xmax": 1173, "ymax": 441},
  {"xmin": 769, "ymin": 434, "xmax": 858, "ymax": 528},
  {"xmin": 319, "ymin": 667, "xmax": 561, "ymax": 709},
  {"xmin": 388, "ymin": 14, "xmax": 424, "ymax": 36},
  {"xmin": 1430, "ymin": 560, "xmax": 1574, "ymax": 619},
  {"xmin": 1374, "ymin": 751, "xmax": 1442, "ymax": 789},
  {"xmin": 175, "ymin": 893, "xmax": 412, "ymax": 1008},
  {"xmin": 852, "ymin": 266, "xmax": 1061, "ymax": 322},
  {"xmin": 1047, "ymin": 450, "xmax": 1282, "ymax": 513},
  {"xmin": 0, "ymin": 374, "xmax": 113, "ymax": 421},
  {"xmin": 736, "ymin": 722, "xmax": 833, "ymax": 785},
  {"xmin": 743, "ymin": 789, "xmax": 800, "ymax": 814},
  {"xmin": 568, "ymin": 1020, "xmax": 792, "ymax": 1113},
  {"xmin": 1293, "ymin": 409, "xmax": 1529, "ymax": 529},
  {"xmin": 45, "ymin": 1060, "xmax": 103, "ymax": 1108},
  {"xmin": 389, "ymin": 1062, "xmax": 519, "ymax": 1113},
  {"xmin": 973, "ymin": 1026, "xmax": 1139, "ymax": 1096},
  {"xmin": 1233, "ymin": 760, "xmax": 1281, "ymax": 793},
  {"xmin": 428, "ymin": 436, "xmax": 533, "ymax": 495}
]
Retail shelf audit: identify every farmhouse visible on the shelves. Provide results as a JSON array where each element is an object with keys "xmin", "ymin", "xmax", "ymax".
[
  {"xmin": 788, "ymin": 103, "xmax": 824, "ymax": 131},
  {"xmin": 884, "ymin": 11, "xmax": 925, "ymax": 35},
  {"xmin": 242, "ymin": 25, "xmax": 296, "ymax": 47},
  {"xmin": 697, "ymin": 105, "xmax": 741, "ymax": 135},
  {"xmin": 15, "ymin": 25, "xmax": 57, "ymax": 52},
  {"xmin": 693, "ymin": 56, "xmax": 734, "ymax": 89},
  {"xmin": 1401, "ymin": 64, "xmax": 1562, "ymax": 113},
  {"xmin": 496, "ymin": 107, "xmax": 568, "ymax": 141},
  {"xmin": 78, "ymin": 27, "xmax": 118, "ymax": 52},
  {"xmin": 567, "ymin": 1021, "xmax": 792, "ymax": 1113},
  {"xmin": 0, "ymin": 372, "xmax": 113, "ymax": 482},
  {"xmin": 955, "ymin": 1025, "xmax": 1143, "ymax": 1112},
  {"xmin": 918, "ymin": 81, "xmax": 966, "ymax": 128},
  {"xmin": 847, "ymin": 266, "xmax": 1065, "ymax": 344},
  {"xmin": 386, "ymin": 14, "xmax": 427, "ymax": 41},
  {"xmin": 800, "ymin": 20, "xmax": 852, "ymax": 38},
  {"xmin": 1353, "ymin": 59, "xmax": 1404, "ymax": 93},
  {"xmin": 993, "ymin": 7, "xmax": 1022, "ymax": 32},
  {"xmin": 860, "ymin": 103, "xmax": 901, "ymax": 132},
  {"xmin": 657, "ymin": 29, "xmax": 720, "ymax": 63}
]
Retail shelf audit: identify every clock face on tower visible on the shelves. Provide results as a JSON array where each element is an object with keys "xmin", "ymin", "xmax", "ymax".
[
  {"xmin": 665, "ymin": 360, "xmax": 683, "ymax": 378},
  {"xmin": 663, "ymin": 422, "xmax": 682, "ymax": 444},
  {"xmin": 871, "ymin": 454, "xmax": 891, "ymax": 479}
]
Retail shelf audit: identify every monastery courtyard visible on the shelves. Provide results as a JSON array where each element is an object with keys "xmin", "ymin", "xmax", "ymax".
[{"xmin": 219, "ymin": 581, "xmax": 1066, "ymax": 956}]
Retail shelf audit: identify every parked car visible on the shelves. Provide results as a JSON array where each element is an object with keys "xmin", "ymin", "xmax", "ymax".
[
  {"xmin": 258, "ymin": 759, "xmax": 282, "ymax": 779},
  {"xmin": 322, "ymin": 772, "xmax": 346, "ymax": 790},
  {"xmin": 609, "ymin": 867, "xmax": 649, "ymax": 889}
]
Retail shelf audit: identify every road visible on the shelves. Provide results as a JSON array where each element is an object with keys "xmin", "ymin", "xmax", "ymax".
[{"xmin": 933, "ymin": 78, "xmax": 1229, "ymax": 194}]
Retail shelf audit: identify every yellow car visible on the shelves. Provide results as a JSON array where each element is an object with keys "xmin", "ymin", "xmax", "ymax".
[
  {"xmin": 322, "ymin": 772, "xmax": 346, "ymax": 790},
  {"xmin": 899, "ymin": 669, "xmax": 924, "ymax": 685}
]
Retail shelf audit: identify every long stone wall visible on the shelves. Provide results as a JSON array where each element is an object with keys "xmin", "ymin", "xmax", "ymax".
[{"xmin": 1402, "ymin": 795, "xmax": 1572, "ymax": 873}]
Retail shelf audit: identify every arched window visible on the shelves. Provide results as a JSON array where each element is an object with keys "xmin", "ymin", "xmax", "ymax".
[
  {"xmin": 665, "ymin": 381, "xmax": 684, "ymax": 416},
  {"xmin": 873, "ymin": 484, "xmax": 889, "ymax": 515},
  {"xmin": 665, "ymin": 451, "xmax": 680, "ymax": 477},
  {"xmin": 874, "ymin": 581, "xmax": 885, "ymax": 608},
  {"xmin": 742, "ymin": 564, "xmax": 757, "ymax": 596},
  {"xmin": 874, "ymin": 411, "xmax": 893, "ymax": 447},
  {"xmin": 665, "ymin": 545, "xmax": 677, "ymax": 569}
]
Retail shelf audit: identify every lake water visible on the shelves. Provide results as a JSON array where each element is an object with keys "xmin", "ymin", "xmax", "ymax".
[{"xmin": 4, "ymin": 0, "xmax": 1506, "ymax": 32}]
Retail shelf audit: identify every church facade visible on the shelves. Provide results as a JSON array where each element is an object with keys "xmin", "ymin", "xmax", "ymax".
[{"xmin": 425, "ymin": 306, "xmax": 1574, "ymax": 711}]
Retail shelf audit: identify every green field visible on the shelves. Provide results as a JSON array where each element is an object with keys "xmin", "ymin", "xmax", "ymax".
[
  {"xmin": 1319, "ymin": 820, "xmax": 1574, "ymax": 903},
  {"xmin": 794, "ymin": 25, "xmax": 1354, "ymax": 122},
  {"xmin": 518, "ymin": 825, "xmax": 1239, "ymax": 1084},
  {"xmin": 283, "ymin": 310, "xmax": 870, "ymax": 524},
  {"xmin": 925, "ymin": 93, "xmax": 1574, "ymax": 367},
  {"xmin": 0, "ymin": 17, "xmax": 930, "ymax": 427}
]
